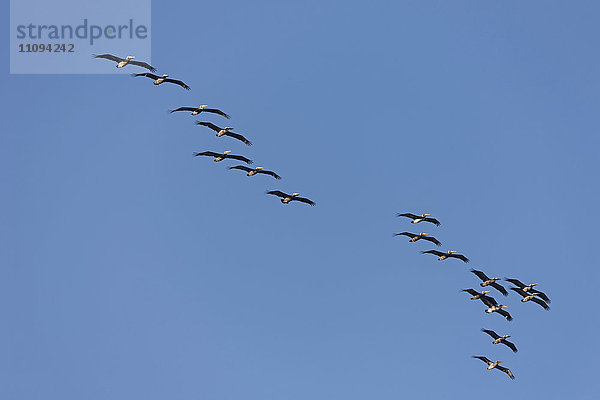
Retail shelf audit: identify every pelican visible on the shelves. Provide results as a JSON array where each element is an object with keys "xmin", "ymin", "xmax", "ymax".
[
  {"xmin": 472, "ymin": 356, "xmax": 515, "ymax": 379},
  {"xmin": 397, "ymin": 213, "xmax": 440, "ymax": 226},
  {"xmin": 421, "ymin": 250, "xmax": 469, "ymax": 263},
  {"xmin": 170, "ymin": 105, "xmax": 230, "ymax": 118},
  {"xmin": 506, "ymin": 279, "xmax": 550, "ymax": 303},
  {"xmin": 266, "ymin": 191, "xmax": 315, "ymax": 206},
  {"xmin": 510, "ymin": 288, "xmax": 550, "ymax": 310},
  {"xmin": 485, "ymin": 304, "xmax": 513, "ymax": 321},
  {"xmin": 393, "ymin": 232, "xmax": 441, "ymax": 246},
  {"xmin": 93, "ymin": 54, "xmax": 156, "ymax": 71},
  {"xmin": 461, "ymin": 289, "xmax": 497, "ymax": 307},
  {"xmin": 131, "ymin": 73, "xmax": 190, "ymax": 90},
  {"xmin": 229, "ymin": 166, "xmax": 281, "ymax": 179},
  {"xmin": 481, "ymin": 329, "xmax": 518, "ymax": 353},
  {"xmin": 470, "ymin": 269, "xmax": 508, "ymax": 296},
  {"xmin": 196, "ymin": 122, "xmax": 251, "ymax": 146},
  {"xmin": 193, "ymin": 150, "xmax": 252, "ymax": 164}
]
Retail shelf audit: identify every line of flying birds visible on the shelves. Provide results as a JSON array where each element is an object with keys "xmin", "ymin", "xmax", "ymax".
[
  {"xmin": 93, "ymin": 53, "xmax": 315, "ymax": 206},
  {"xmin": 395, "ymin": 212, "xmax": 551, "ymax": 380}
]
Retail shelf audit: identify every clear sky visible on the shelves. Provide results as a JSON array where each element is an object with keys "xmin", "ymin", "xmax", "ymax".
[{"xmin": 2, "ymin": 1, "xmax": 599, "ymax": 399}]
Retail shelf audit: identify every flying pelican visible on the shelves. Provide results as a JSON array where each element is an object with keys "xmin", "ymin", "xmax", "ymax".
[
  {"xmin": 472, "ymin": 356, "xmax": 515, "ymax": 379},
  {"xmin": 169, "ymin": 105, "xmax": 230, "ymax": 118},
  {"xmin": 485, "ymin": 304, "xmax": 513, "ymax": 321},
  {"xmin": 397, "ymin": 213, "xmax": 440, "ymax": 226},
  {"xmin": 195, "ymin": 122, "xmax": 251, "ymax": 146},
  {"xmin": 93, "ymin": 54, "xmax": 156, "ymax": 71},
  {"xmin": 421, "ymin": 250, "xmax": 469, "ymax": 263},
  {"xmin": 510, "ymin": 288, "xmax": 550, "ymax": 310},
  {"xmin": 229, "ymin": 166, "xmax": 281, "ymax": 179},
  {"xmin": 470, "ymin": 269, "xmax": 508, "ymax": 296},
  {"xmin": 462, "ymin": 289, "xmax": 497, "ymax": 307},
  {"xmin": 393, "ymin": 232, "xmax": 441, "ymax": 246},
  {"xmin": 481, "ymin": 329, "xmax": 518, "ymax": 353},
  {"xmin": 131, "ymin": 73, "xmax": 190, "ymax": 90},
  {"xmin": 193, "ymin": 150, "xmax": 252, "ymax": 164},
  {"xmin": 506, "ymin": 279, "xmax": 550, "ymax": 303},
  {"xmin": 266, "ymin": 191, "xmax": 315, "ymax": 206}
]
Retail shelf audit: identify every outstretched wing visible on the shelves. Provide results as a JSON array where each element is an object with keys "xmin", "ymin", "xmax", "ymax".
[
  {"xmin": 266, "ymin": 190, "xmax": 289, "ymax": 199},
  {"xmin": 228, "ymin": 165, "xmax": 253, "ymax": 173},
  {"xmin": 193, "ymin": 151, "xmax": 221, "ymax": 158},
  {"xmin": 423, "ymin": 217, "xmax": 441, "ymax": 226},
  {"xmin": 164, "ymin": 78, "xmax": 191, "ymax": 90},
  {"xmin": 505, "ymin": 278, "xmax": 526, "ymax": 288},
  {"xmin": 497, "ymin": 309, "xmax": 513, "ymax": 321},
  {"xmin": 394, "ymin": 232, "xmax": 417, "ymax": 239},
  {"xmin": 491, "ymin": 282, "xmax": 508, "ymax": 296},
  {"xmin": 224, "ymin": 131, "xmax": 252, "ymax": 146},
  {"xmin": 129, "ymin": 60, "xmax": 156, "ymax": 72},
  {"xmin": 421, "ymin": 250, "xmax": 444, "ymax": 257},
  {"xmin": 532, "ymin": 290, "xmax": 551, "ymax": 303},
  {"xmin": 470, "ymin": 269, "xmax": 489, "ymax": 282},
  {"xmin": 503, "ymin": 340, "xmax": 518, "ymax": 353},
  {"xmin": 462, "ymin": 288, "xmax": 479, "ymax": 296},
  {"xmin": 495, "ymin": 365, "xmax": 515, "ymax": 379},
  {"xmin": 480, "ymin": 295, "xmax": 498, "ymax": 307},
  {"xmin": 170, "ymin": 107, "xmax": 197, "ymax": 113},
  {"xmin": 93, "ymin": 53, "xmax": 123, "ymax": 63},
  {"xmin": 423, "ymin": 235, "xmax": 442, "ymax": 246},
  {"xmin": 481, "ymin": 329, "xmax": 501, "ymax": 339},
  {"xmin": 397, "ymin": 213, "xmax": 419, "ymax": 219},
  {"xmin": 450, "ymin": 253, "xmax": 469, "ymax": 263},
  {"xmin": 292, "ymin": 196, "xmax": 316, "ymax": 206},
  {"xmin": 531, "ymin": 297, "xmax": 550, "ymax": 310},
  {"xmin": 472, "ymin": 356, "xmax": 491, "ymax": 364},
  {"xmin": 196, "ymin": 121, "xmax": 221, "ymax": 132},
  {"xmin": 258, "ymin": 170, "xmax": 282, "ymax": 180},
  {"xmin": 131, "ymin": 72, "xmax": 160, "ymax": 80},
  {"xmin": 203, "ymin": 108, "xmax": 231, "ymax": 119},
  {"xmin": 226, "ymin": 154, "xmax": 252, "ymax": 164}
]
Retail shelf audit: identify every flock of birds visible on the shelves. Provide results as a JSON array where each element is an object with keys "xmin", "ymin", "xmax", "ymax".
[
  {"xmin": 92, "ymin": 53, "xmax": 316, "ymax": 206},
  {"xmin": 93, "ymin": 53, "xmax": 552, "ymax": 383},
  {"xmin": 395, "ymin": 213, "xmax": 551, "ymax": 380}
]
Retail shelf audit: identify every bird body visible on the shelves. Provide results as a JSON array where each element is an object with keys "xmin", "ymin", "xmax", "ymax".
[
  {"xmin": 93, "ymin": 54, "xmax": 156, "ymax": 71},
  {"xmin": 422, "ymin": 250, "xmax": 469, "ymax": 263},
  {"xmin": 397, "ymin": 213, "xmax": 440, "ymax": 226},
  {"xmin": 510, "ymin": 287, "xmax": 550, "ymax": 310},
  {"xmin": 472, "ymin": 356, "xmax": 515, "ymax": 379},
  {"xmin": 196, "ymin": 122, "xmax": 251, "ymax": 145},
  {"xmin": 506, "ymin": 278, "xmax": 550, "ymax": 303},
  {"xmin": 462, "ymin": 289, "xmax": 497, "ymax": 306},
  {"xmin": 229, "ymin": 166, "xmax": 281, "ymax": 179},
  {"xmin": 470, "ymin": 269, "xmax": 508, "ymax": 296},
  {"xmin": 132, "ymin": 73, "xmax": 190, "ymax": 90},
  {"xmin": 266, "ymin": 191, "xmax": 315, "ymax": 206},
  {"xmin": 485, "ymin": 304, "xmax": 513, "ymax": 321},
  {"xmin": 481, "ymin": 329, "xmax": 518, "ymax": 352},
  {"xmin": 193, "ymin": 150, "xmax": 252, "ymax": 164},
  {"xmin": 394, "ymin": 232, "xmax": 441, "ymax": 246},
  {"xmin": 170, "ymin": 105, "xmax": 230, "ymax": 118}
]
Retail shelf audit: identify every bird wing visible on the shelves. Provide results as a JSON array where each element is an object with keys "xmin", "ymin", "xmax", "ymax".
[
  {"xmin": 504, "ymin": 340, "xmax": 518, "ymax": 353},
  {"xmin": 532, "ymin": 290, "xmax": 551, "ymax": 303},
  {"xmin": 266, "ymin": 190, "xmax": 289, "ymax": 198},
  {"xmin": 228, "ymin": 165, "xmax": 253, "ymax": 173},
  {"xmin": 193, "ymin": 151, "xmax": 221, "ymax": 157},
  {"xmin": 497, "ymin": 309, "xmax": 513, "ymax": 321},
  {"xmin": 196, "ymin": 121, "xmax": 221, "ymax": 132},
  {"xmin": 531, "ymin": 297, "xmax": 550, "ymax": 310},
  {"xmin": 204, "ymin": 108, "xmax": 231, "ymax": 119},
  {"xmin": 481, "ymin": 329, "xmax": 500, "ymax": 339},
  {"xmin": 491, "ymin": 282, "xmax": 508, "ymax": 296},
  {"xmin": 170, "ymin": 107, "xmax": 197, "ymax": 113},
  {"xmin": 128, "ymin": 60, "xmax": 156, "ymax": 72},
  {"xmin": 224, "ymin": 131, "xmax": 252, "ymax": 146},
  {"xmin": 510, "ymin": 287, "xmax": 528, "ymax": 298},
  {"xmin": 423, "ymin": 236, "xmax": 442, "ymax": 246},
  {"xmin": 131, "ymin": 72, "xmax": 161, "ymax": 79},
  {"xmin": 470, "ymin": 269, "xmax": 489, "ymax": 281},
  {"xmin": 292, "ymin": 196, "xmax": 316, "ymax": 206},
  {"xmin": 258, "ymin": 170, "xmax": 282, "ymax": 180},
  {"xmin": 472, "ymin": 356, "xmax": 491, "ymax": 364},
  {"xmin": 421, "ymin": 250, "xmax": 444, "ymax": 256},
  {"xmin": 394, "ymin": 232, "xmax": 417, "ymax": 239},
  {"xmin": 450, "ymin": 253, "xmax": 469, "ymax": 263},
  {"xmin": 164, "ymin": 78, "xmax": 191, "ymax": 90},
  {"xmin": 397, "ymin": 213, "xmax": 419, "ymax": 219},
  {"xmin": 481, "ymin": 295, "xmax": 498, "ymax": 307},
  {"xmin": 226, "ymin": 154, "xmax": 252, "ymax": 164},
  {"xmin": 495, "ymin": 365, "xmax": 515, "ymax": 379},
  {"xmin": 423, "ymin": 217, "xmax": 441, "ymax": 226},
  {"xmin": 92, "ymin": 53, "xmax": 123, "ymax": 62},
  {"xmin": 462, "ymin": 289, "xmax": 479, "ymax": 296},
  {"xmin": 505, "ymin": 278, "xmax": 526, "ymax": 288}
]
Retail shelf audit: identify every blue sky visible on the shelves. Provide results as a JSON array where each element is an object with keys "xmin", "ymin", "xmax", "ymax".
[{"xmin": 2, "ymin": 1, "xmax": 599, "ymax": 398}]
